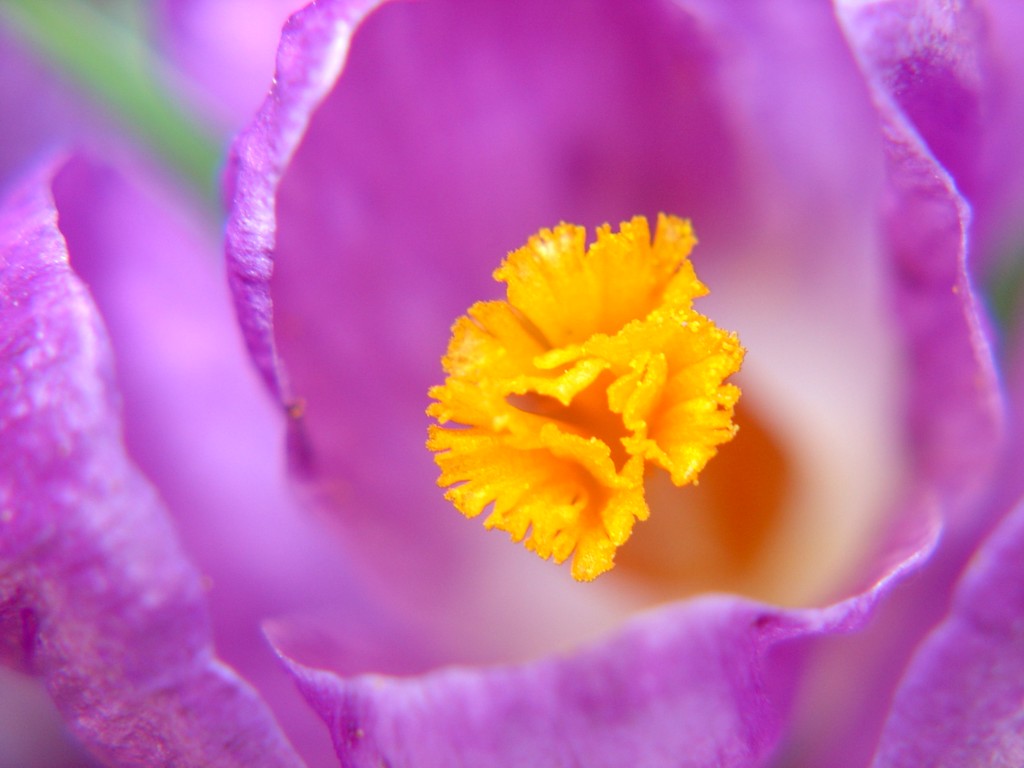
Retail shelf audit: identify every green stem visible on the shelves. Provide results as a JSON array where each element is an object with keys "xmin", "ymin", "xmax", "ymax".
[{"xmin": 987, "ymin": 244, "xmax": 1024, "ymax": 351}]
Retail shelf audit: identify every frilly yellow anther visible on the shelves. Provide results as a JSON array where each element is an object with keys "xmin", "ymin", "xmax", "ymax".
[{"xmin": 427, "ymin": 214, "xmax": 744, "ymax": 581}]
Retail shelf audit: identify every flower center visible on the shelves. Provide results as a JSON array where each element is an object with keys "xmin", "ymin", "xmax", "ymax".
[
  {"xmin": 615, "ymin": 404, "xmax": 791, "ymax": 596},
  {"xmin": 506, "ymin": 371, "xmax": 632, "ymax": 471},
  {"xmin": 427, "ymin": 215, "xmax": 744, "ymax": 581}
]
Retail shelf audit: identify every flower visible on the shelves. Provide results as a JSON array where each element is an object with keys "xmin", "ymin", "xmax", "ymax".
[{"xmin": 2, "ymin": 1, "xmax": 1024, "ymax": 767}]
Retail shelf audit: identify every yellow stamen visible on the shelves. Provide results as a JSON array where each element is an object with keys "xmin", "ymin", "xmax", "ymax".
[{"xmin": 427, "ymin": 214, "xmax": 744, "ymax": 581}]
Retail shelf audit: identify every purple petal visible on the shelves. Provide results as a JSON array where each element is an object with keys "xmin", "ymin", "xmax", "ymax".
[
  {"xmin": 284, "ymin": 602, "xmax": 793, "ymax": 768},
  {"xmin": 871, "ymin": 495, "xmax": 1024, "ymax": 767},
  {"xmin": 859, "ymin": 38, "xmax": 1004, "ymax": 535},
  {"xmin": 224, "ymin": 1, "xmax": 1005, "ymax": 764},
  {"xmin": 773, "ymin": 58, "xmax": 1006, "ymax": 768},
  {"xmin": 225, "ymin": 0, "xmax": 385, "ymax": 406},
  {"xmin": 985, "ymin": 0, "xmax": 1024, "ymax": 251},
  {"xmin": 51, "ymin": 151, "xmax": 414, "ymax": 768},
  {"xmin": 272, "ymin": 543, "xmax": 934, "ymax": 768},
  {"xmin": 227, "ymin": 0, "xmax": 914, "ymax": 619},
  {"xmin": 156, "ymin": 0, "xmax": 310, "ymax": 132},
  {"xmin": 0, "ymin": 158, "xmax": 303, "ymax": 767},
  {"xmin": 229, "ymin": 0, "xmax": 887, "ymax": 417},
  {"xmin": 836, "ymin": 1, "xmax": 994, "ymax": 210},
  {"xmin": 0, "ymin": 668, "xmax": 94, "ymax": 767},
  {"xmin": 0, "ymin": 26, "xmax": 100, "ymax": 183},
  {"xmin": 837, "ymin": 0, "xmax": 1024, "ymax": 267}
]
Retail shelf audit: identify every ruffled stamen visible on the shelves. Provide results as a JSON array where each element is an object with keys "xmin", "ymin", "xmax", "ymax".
[{"xmin": 428, "ymin": 215, "xmax": 744, "ymax": 581}]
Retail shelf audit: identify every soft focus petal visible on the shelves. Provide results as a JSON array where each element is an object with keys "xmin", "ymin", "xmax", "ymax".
[
  {"xmin": 985, "ymin": 0, "xmax": 1024, "ymax": 255},
  {"xmin": 50, "ymin": 150, "xmax": 423, "ymax": 768},
  {"xmin": 835, "ymin": 0, "xmax": 1006, "ymax": 518},
  {"xmin": 0, "ymin": 158, "xmax": 303, "ymax": 767},
  {"xmin": 776, "ymin": 56, "xmax": 1005, "ymax": 768},
  {"xmin": 836, "ymin": 0, "xmax": 1024, "ymax": 268},
  {"xmin": 836, "ymin": 2, "xmax": 994, "ymax": 211},
  {"xmin": 875, "ymin": 91, "xmax": 1003, "ymax": 526},
  {"xmin": 0, "ymin": 18, "xmax": 152, "ymax": 765},
  {"xmin": 0, "ymin": 667, "xmax": 94, "ymax": 767},
  {"xmin": 157, "ymin": 0, "xmax": 309, "ymax": 133},
  {"xmin": 871, "ymin": 495, "xmax": 1024, "ymax": 767},
  {"xmin": 0, "ymin": 25, "xmax": 107, "ymax": 182}
]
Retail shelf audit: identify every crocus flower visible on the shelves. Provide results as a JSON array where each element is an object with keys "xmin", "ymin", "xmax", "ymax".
[{"xmin": 3, "ymin": 1, "xmax": 1024, "ymax": 767}]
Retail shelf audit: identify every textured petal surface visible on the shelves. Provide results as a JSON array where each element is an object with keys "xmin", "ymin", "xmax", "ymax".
[
  {"xmin": 0, "ymin": 159, "xmax": 303, "ymax": 767},
  {"xmin": 284, "ymin": 602, "xmax": 792, "ymax": 768},
  {"xmin": 871, "ymin": 496, "xmax": 1024, "ymax": 767},
  {"xmin": 225, "ymin": 0, "xmax": 384, "ymax": 404},
  {"xmin": 273, "ymin": 543, "xmax": 935, "ymax": 768}
]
